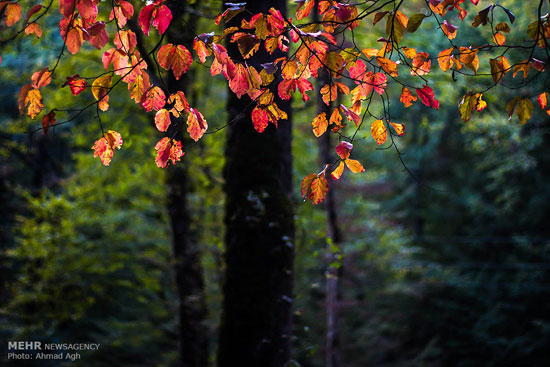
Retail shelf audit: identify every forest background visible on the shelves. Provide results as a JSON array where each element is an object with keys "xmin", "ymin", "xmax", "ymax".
[{"xmin": 1, "ymin": 0, "xmax": 549, "ymax": 366}]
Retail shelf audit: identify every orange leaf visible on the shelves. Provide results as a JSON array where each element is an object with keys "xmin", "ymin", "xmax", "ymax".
[
  {"xmin": 296, "ymin": 0, "xmax": 314, "ymax": 20},
  {"xmin": 312, "ymin": 112, "xmax": 328, "ymax": 137},
  {"xmin": 187, "ymin": 108, "xmax": 208, "ymax": 141},
  {"xmin": 168, "ymin": 91, "xmax": 190, "ymax": 117},
  {"xmin": 493, "ymin": 32, "xmax": 505, "ymax": 45},
  {"xmin": 193, "ymin": 37, "xmax": 211, "ymax": 63},
  {"xmin": 301, "ymin": 172, "xmax": 328, "ymax": 205},
  {"xmin": 5, "ymin": 2, "xmax": 21, "ymax": 27},
  {"xmin": 400, "ymin": 87, "xmax": 417, "ymax": 107},
  {"xmin": 441, "ymin": 20, "xmax": 457, "ymax": 40},
  {"xmin": 31, "ymin": 67, "xmax": 52, "ymax": 89},
  {"xmin": 23, "ymin": 88, "xmax": 43, "ymax": 119},
  {"xmin": 344, "ymin": 159, "xmax": 365, "ymax": 173},
  {"xmin": 154, "ymin": 109, "xmax": 171, "ymax": 132},
  {"xmin": 438, "ymin": 47, "xmax": 454, "ymax": 72},
  {"xmin": 157, "ymin": 43, "xmax": 193, "ymax": 80},
  {"xmin": 25, "ymin": 23, "xmax": 42, "ymax": 38},
  {"xmin": 489, "ymin": 56, "xmax": 511, "ymax": 84},
  {"xmin": 371, "ymin": 119, "xmax": 387, "ymax": 145},
  {"xmin": 411, "ymin": 52, "xmax": 431, "ymax": 76},
  {"xmin": 376, "ymin": 57, "xmax": 398, "ymax": 77},
  {"xmin": 128, "ymin": 71, "xmax": 150, "ymax": 103},
  {"xmin": 331, "ymin": 161, "xmax": 344, "ymax": 180},
  {"xmin": 390, "ymin": 122, "xmax": 405, "ymax": 136},
  {"xmin": 537, "ymin": 92, "xmax": 548, "ymax": 110},
  {"xmin": 92, "ymin": 130, "xmax": 123, "ymax": 166}
]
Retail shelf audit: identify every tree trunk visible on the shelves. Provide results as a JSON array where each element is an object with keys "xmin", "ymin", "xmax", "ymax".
[
  {"xmin": 316, "ymin": 71, "xmax": 343, "ymax": 367},
  {"xmin": 164, "ymin": 3, "xmax": 208, "ymax": 367},
  {"xmin": 217, "ymin": 1, "xmax": 295, "ymax": 367}
]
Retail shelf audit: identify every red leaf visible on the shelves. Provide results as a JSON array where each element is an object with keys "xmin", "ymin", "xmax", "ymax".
[
  {"xmin": 41, "ymin": 110, "xmax": 56, "ymax": 135},
  {"xmin": 228, "ymin": 63, "xmax": 250, "ymax": 99},
  {"xmin": 86, "ymin": 22, "xmax": 108, "ymax": 49},
  {"xmin": 155, "ymin": 137, "xmax": 184, "ymax": 168},
  {"xmin": 187, "ymin": 108, "xmax": 208, "ymax": 141},
  {"xmin": 157, "ymin": 43, "xmax": 193, "ymax": 80},
  {"xmin": 416, "ymin": 85, "xmax": 439, "ymax": 109},
  {"xmin": 335, "ymin": 141, "xmax": 353, "ymax": 159},
  {"xmin": 152, "ymin": 3, "xmax": 172, "ymax": 35},
  {"xmin": 63, "ymin": 74, "xmax": 87, "ymax": 95},
  {"xmin": 77, "ymin": 0, "xmax": 98, "ymax": 21},
  {"xmin": 252, "ymin": 106, "xmax": 269, "ymax": 133},
  {"xmin": 138, "ymin": 4, "xmax": 154, "ymax": 36}
]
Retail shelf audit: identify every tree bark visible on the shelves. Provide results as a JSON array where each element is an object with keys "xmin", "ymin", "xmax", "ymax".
[
  {"xmin": 217, "ymin": 1, "xmax": 295, "ymax": 367},
  {"xmin": 316, "ymin": 71, "xmax": 343, "ymax": 367},
  {"xmin": 164, "ymin": 3, "xmax": 208, "ymax": 367}
]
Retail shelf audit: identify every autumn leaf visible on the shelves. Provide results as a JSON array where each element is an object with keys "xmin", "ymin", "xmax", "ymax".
[
  {"xmin": 4, "ymin": 2, "xmax": 21, "ymax": 27},
  {"xmin": 441, "ymin": 20, "xmax": 457, "ymax": 39},
  {"xmin": 390, "ymin": 122, "xmax": 405, "ymax": 136},
  {"xmin": 400, "ymin": 87, "xmax": 417, "ymax": 107},
  {"xmin": 416, "ymin": 85, "xmax": 439, "ymax": 109},
  {"xmin": 193, "ymin": 35, "xmax": 212, "ymax": 63},
  {"xmin": 25, "ymin": 23, "xmax": 42, "ymax": 38},
  {"xmin": 31, "ymin": 68, "xmax": 52, "ymax": 89},
  {"xmin": 459, "ymin": 47, "xmax": 479, "ymax": 73},
  {"xmin": 187, "ymin": 108, "xmax": 208, "ymax": 141},
  {"xmin": 296, "ymin": 0, "xmax": 314, "ymax": 20},
  {"xmin": 312, "ymin": 112, "xmax": 328, "ymax": 137},
  {"xmin": 251, "ymin": 106, "xmax": 269, "ymax": 133},
  {"xmin": 138, "ymin": 0, "xmax": 172, "ymax": 36},
  {"xmin": 140, "ymin": 86, "xmax": 166, "ymax": 112},
  {"xmin": 345, "ymin": 159, "xmax": 365, "ymax": 173},
  {"xmin": 438, "ymin": 47, "xmax": 455, "ymax": 72},
  {"xmin": 537, "ymin": 92, "xmax": 548, "ymax": 110},
  {"xmin": 407, "ymin": 14, "xmax": 426, "ymax": 33},
  {"xmin": 516, "ymin": 98, "xmax": 533, "ymax": 124},
  {"xmin": 376, "ymin": 57, "xmax": 398, "ymax": 77},
  {"xmin": 110, "ymin": 0, "xmax": 134, "ymax": 27},
  {"xmin": 168, "ymin": 91, "xmax": 190, "ymax": 117},
  {"xmin": 154, "ymin": 109, "xmax": 171, "ymax": 132},
  {"xmin": 458, "ymin": 92, "xmax": 486, "ymax": 122},
  {"xmin": 411, "ymin": 52, "xmax": 431, "ymax": 76},
  {"xmin": 335, "ymin": 141, "xmax": 353, "ymax": 159},
  {"xmin": 92, "ymin": 130, "xmax": 123, "ymax": 166},
  {"xmin": 371, "ymin": 119, "xmax": 387, "ymax": 145},
  {"xmin": 92, "ymin": 74, "xmax": 112, "ymax": 111},
  {"xmin": 128, "ymin": 71, "xmax": 150, "ymax": 103},
  {"xmin": 157, "ymin": 43, "xmax": 192, "ymax": 80},
  {"xmin": 155, "ymin": 137, "xmax": 184, "ymax": 168},
  {"xmin": 331, "ymin": 161, "xmax": 344, "ymax": 180},
  {"xmin": 301, "ymin": 172, "xmax": 328, "ymax": 205},
  {"xmin": 489, "ymin": 56, "xmax": 511, "ymax": 84},
  {"xmin": 41, "ymin": 110, "xmax": 56, "ymax": 135}
]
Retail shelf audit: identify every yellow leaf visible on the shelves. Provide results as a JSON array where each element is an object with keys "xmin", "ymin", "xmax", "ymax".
[
  {"xmin": 371, "ymin": 119, "xmax": 387, "ymax": 145},
  {"xmin": 331, "ymin": 161, "xmax": 344, "ymax": 180},
  {"xmin": 312, "ymin": 112, "xmax": 328, "ymax": 137},
  {"xmin": 344, "ymin": 159, "xmax": 365, "ymax": 173},
  {"xmin": 516, "ymin": 98, "xmax": 533, "ymax": 124},
  {"xmin": 23, "ymin": 88, "xmax": 43, "ymax": 119}
]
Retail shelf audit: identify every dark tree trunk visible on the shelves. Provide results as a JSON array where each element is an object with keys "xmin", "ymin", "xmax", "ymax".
[
  {"xmin": 316, "ymin": 70, "xmax": 343, "ymax": 367},
  {"xmin": 164, "ymin": 3, "xmax": 208, "ymax": 367},
  {"xmin": 217, "ymin": 1, "xmax": 295, "ymax": 367}
]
